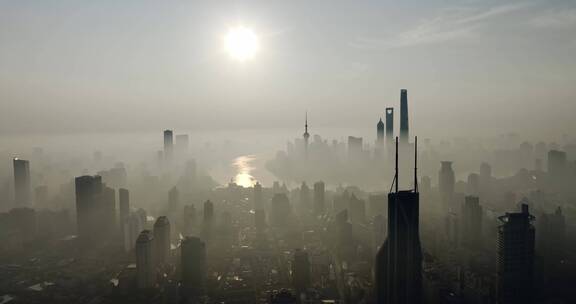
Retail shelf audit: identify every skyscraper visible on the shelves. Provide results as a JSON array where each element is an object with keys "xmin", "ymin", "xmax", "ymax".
[
  {"xmin": 400, "ymin": 89, "xmax": 409, "ymax": 143},
  {"xmin": 377, "ymin": 118, "xmax": 384, "ymax": 143},
  {"xmin": 376, "ymin": 118, "xmax": 385, "ymax": 158},
  {"xmin": 153, "ymin": 216, "xmax": 171, "ymax": 265},
  {"xmin": 385, "ymin": 107, "xmax": 394, "ymax": 145},
  {"xmin": 461, "ymin": 196, "xmax": 482, "ymax": 248},
  {"xmin": 75, "ymin": 175, "xmax": 117, "ymax": 245},
  {"xmin": 181, "ymin": 236, "xmax": 206, "ymax": 297},
  {"xmin": 375, "ymin": 137, "xmax": 422, "ymax": 304},
  {"xmin": 497, "ymin": 204, "xmax": 535, "ymax": 304},
  {"xmin": 119, "ymin": 188, "xmax": 130, "ymax": 252},
  {"xmin": 203, "ymin": 200, "xmax": 214, "ymax": 223},
  {"xmin": 292, "ymin": 249, "xmax": 311, "ymax": 295},
  {"xmin": 253, "ymin": 182, "xmax": 263, "ymax": 211},
  {"xmin": 439, "ymin": 161, "xmax": 456, "ymax": 210},
  {"xmin": 13, "ymin": 158, "xmax": 31, "ymax": 207},
  {"xmin": 270, "ymin": 193, "xmax": 290, "ymax": 227},
  {"xmin": 136, "ymin": 230, "xmax": 155, "ymax": 289},
  {"xmin": 163, "ymin": 129, "xmax": 174, "ymax": 161},
  {"xmin": 313, "ymin": 181, "xmax": 325, "ymax": 215}
]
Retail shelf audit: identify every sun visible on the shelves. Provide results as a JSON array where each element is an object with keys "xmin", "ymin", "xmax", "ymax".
[{"xmin": 224, "ymin": 26, "xmax": 259, "ymax": 61}]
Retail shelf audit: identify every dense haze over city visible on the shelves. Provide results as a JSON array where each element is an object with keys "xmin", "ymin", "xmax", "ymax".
[{"xmin": 1, "ymin": 1, "xmax": 576, "ymax": 304}]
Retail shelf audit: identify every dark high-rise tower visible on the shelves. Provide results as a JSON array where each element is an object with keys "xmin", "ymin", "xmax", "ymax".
[
  {"xmin": 119, "ymin": 188, "xmax": 130, "ymax": 252},
  {"xmin": 136, "ymin": 230, "xmax": 155, "ymax": 289},
  {"xmin": 497, "ymin": 204, "xmax": 535, "ymax": 304},
  {"xmin": 400, "ymin": 89, "xmax": 409, "ymax": 143},
  {"xmin": 163, "ymin": 129, "xmax": 174, "ymax": 160},
  {"xmin": 153, "ymin": 216, "xmax": 171, "ymax": 265},
  {"xmin": 377, "ymin": 118, "xmax": 384, "ymax": 143},
  {"xmin": 439, "ymin": 161, "xmax": 456, "ymax": 210},
  {"xmin": 376, "ymin": 118, "xmax": 385, "ymax": 158},
  {"xmin": 13, "ymin": 158, "xmax": 31, "ymax": 207},
  {"xmin": 375, "ymin": 137, "xmax": 422, "ymax": 304},
  {"xmin": 462, "ymin": 196, "xmax": 482, "ymax": 248},
  {"xmin": 292, "ymin": 249, "xmax": 311, "ymax": 295},
  {"xmin": 181, "ymin": 236, "xmax": 206, "ymax": 297},
  {"xmin": 75, "ymin": 175, "xmax": 116, "ymax": 245},
  {"xmin": 385, "ymin": 107, "xmax": 394, "ymax": 141}
]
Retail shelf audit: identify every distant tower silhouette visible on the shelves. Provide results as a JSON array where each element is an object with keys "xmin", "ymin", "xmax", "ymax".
[
  {"xmin": 313, "ymin": 181, "xmax": 325, "ymax": 215},
  {"xmin": 303, "ymin": 112, "xmax": 310, "ymax": 159},
  {"xmin": 439, "ymin": 161, "xmax": 456, "ymax": 210},
  {"xmin": 462, "ymin": 196, "xmax": 482, "ymax": 248},
  {"xmin": 400, "ymin": 89, "xmax": 409, "ymax": 144},
  {"xmin": 136, "ymin": 230, "xmax": 155, "ymax": 289},
  {"xmin": 153, "ymin": 216, "xmax": 171, "ymax": 265},
  {"xmin": 13, "ymin": 158, "xmax": 31, "ymax": 207},
  {"xmin": 163, "ymin": 129, "xmax": 174, "ymax": 161},
  {"xmin": 292, "ymin": 249, "xmax": 311, "ymax": 296},
  {"xmin": 497, "ymin": 204, "xmax": 535, "ymax": 304},
  {"xmin": 376, "ymin": 118, "xmax": 385, "ymax": 157},
  {"xmin": 181, "ymin": 236, "xmax": 206, "ymax": 297},
  {"xmin": 375, "ymin": 137, "xmax": 422, "ymax": 304},
  {"xmin": 119, "ymin": 188, "xmax": 130, "ymax": 252}
]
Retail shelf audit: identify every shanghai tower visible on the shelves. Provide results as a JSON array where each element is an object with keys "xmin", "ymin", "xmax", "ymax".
[{"xmin": 400, "ymin": 89, "xmax": 409, "ymax": 143}]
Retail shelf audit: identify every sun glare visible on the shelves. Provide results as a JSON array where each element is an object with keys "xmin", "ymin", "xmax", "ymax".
[{"xmin": 224, "ymin": 26, "xmax": 259, "ymax": 61}]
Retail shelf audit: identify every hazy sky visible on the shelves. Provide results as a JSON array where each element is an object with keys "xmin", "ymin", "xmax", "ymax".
[{"xmin": 1, "ymin": 0, "xmax": 575, "ymax": 139}]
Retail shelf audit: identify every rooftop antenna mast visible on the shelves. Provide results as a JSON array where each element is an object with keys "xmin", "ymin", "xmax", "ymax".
[
  {"xmin": 414, "ymin": 136, "xmax": 418, "ymax": 192},
  {"xmin": 389, "ymin": 136, "xmax": 399, "ymax": 193}
]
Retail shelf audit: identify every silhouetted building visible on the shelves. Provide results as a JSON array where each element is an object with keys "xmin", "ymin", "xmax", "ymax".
[
  {"xmin": 376, "ymin": 118, "xmax": 385, "ymax": 157},
  {"xmin": 497, "ymin": 204, "xmax": 535, "ymax": 304},
  {"xmin": 348, "ymin": 193, "xmax": 366, "ymax": 224},
  {"xmin": 168, "ymin": 186, "xmax": 179, "ymax": 212},
  {"xmin": 537, "ymin": 207, "xmax": 565, "ymax": 269},
  {"xmin": 136, "ymin": 230, "xmax": 155, "ymax": 289},
  {"xmin": 154, "ymin": 216, "xmax": 171, "ymax": 265},
  {"xmin": 13, "ymin": 158, "xmax": 31, "ymax": 207},
  {"xmin": 467, "ymin": 173, "xmax": 480, "ymax": 196},
  {"xmin": 400, "ymin": 89, "xmax": 409, "ymax": 143},
  {"xmin": 385, "ymin": 107, "xmax": 394, "ymax": 145},
  {"xmin": 462, "ymin": 196, "xmax": 482, "ymax": 248},
  {"xmin": 270, "ymin": 193, "xmax": 290, "ymax": 227},
  {"xmin": 439, "ymin": 161, "xmax": 455, "ymax": 210},
  {"xmin": 203, "ymin": 200, "xmax": 214, "ymax": 223},
  {"xmin": 292, "ymin": 249, "xmax": 311, "ymax": 295},
  {"xmin": 253, "ymin": 182, "xmax": 263, "ymax": 210},
  {"xmin": 313, "ymin": 181, "xmax": 325, "ymax": 215},
  {"xmin": 164, "ymin": 129, "xmax": 174, "ymax": 160},
  {"xmin": 119, "ymin": 188, "xmax": 130, "ymax": 252},
  {"xmin": 375, "ymin": 137, "xmax": 421, "ymax": 304},
  {"xmin": 75, "ymin": 175, "xmax": 116, "ymax": 245},
  {"xmin": 181, "ymin": 236, "xmax": 206, "ymax": 297}
]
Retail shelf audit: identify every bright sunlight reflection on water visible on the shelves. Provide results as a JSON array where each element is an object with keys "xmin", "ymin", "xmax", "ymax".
[{"xmin": 233, "ymin": 155, "xmax": 257, "ymax": 187}]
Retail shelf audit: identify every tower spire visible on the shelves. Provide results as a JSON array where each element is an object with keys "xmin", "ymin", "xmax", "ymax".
[
  {"xmin": 389, "ymin": 136, "xmax": 399, "ymax": 193},
  {"xmin": 303, "ymin": 111, "xmax": 310, "ymax": 139},
  {"xmin": 414, "ymin": 136, "xmax": 418, "ymax": 192}
]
